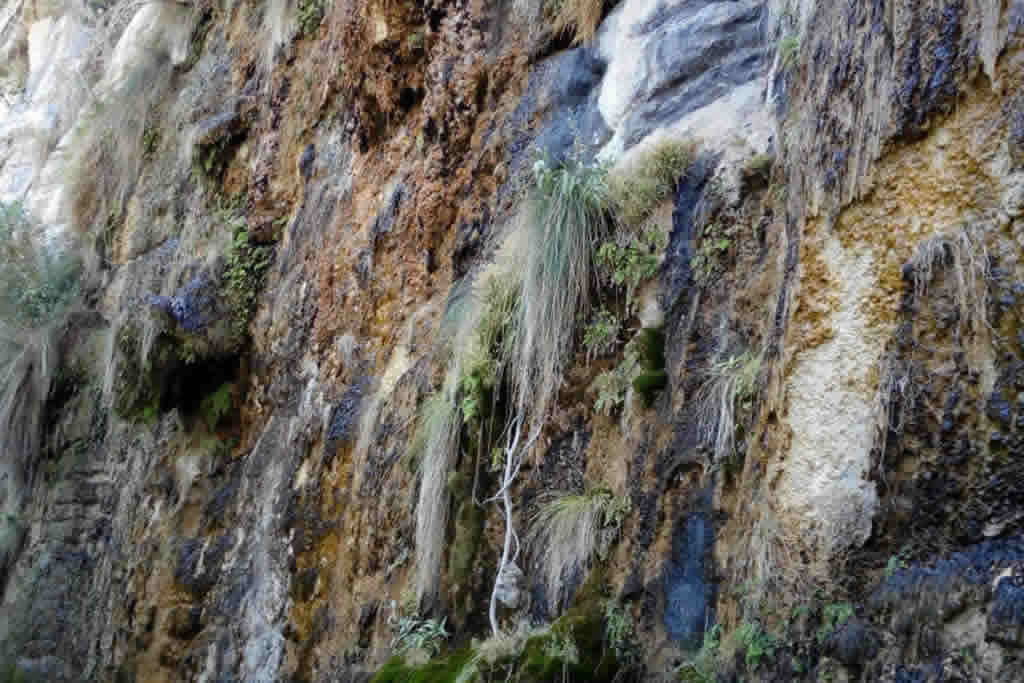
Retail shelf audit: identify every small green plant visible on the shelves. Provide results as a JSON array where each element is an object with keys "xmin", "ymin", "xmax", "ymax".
[
  {"xmin": 543, "ymin": 631, "xmax": 579, "ymax": 663},
  {"xmin": 690, "ymin": 221, "xmax": 736, "ymax": 285},
  {"xmin": 200, "ymin": 382, "xmax": 234, "ymax": 430},
  {"xmin": 678, "ymin": 624, "xmax": 720, "ymax": 683},
  {"xmin": 604, "ymin": 601, "xmax": 640, "ymax": 670},
  {"xmin": 583, "ymin": 309, "xmax": 620, "ymax": 362},
  {"xmin": 591, "ymin": 348, "xmax": 639, "ymax": 416},
  {"xmin": 597, "ymin": 227, "xmax": 667, "ymax": 308},
  {"xmin": 731, "ymin": 621, "xmax": 777, "ymax": 672},
  {"xmin": 884, "ymin": 552, "xmax": 908, "ymax": 579},
  {"xmin": 779, "ymin": 35, "xmax": 801, "ymax": 69},
  {"xmin": 222, "ymin": 206, "xmax": 271, "ymax": 344},
  {"xmin": 816, "ymin": 602, "xmax": 854, "ymax": 644},
  {"xmin": 297, "ymin": 0, "xmax": 325, "ymax": 36},
  {"xmin": 388, "ymin": 607, "xmax": 450, "ymax": 657}
]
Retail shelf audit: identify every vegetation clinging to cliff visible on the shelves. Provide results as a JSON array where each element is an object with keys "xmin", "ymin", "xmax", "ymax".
[
  {"xmin": 527, "ymin": 489, "xmax": 629, "ymax": 609},
  {"xmin": 516, "ymin": 157, "xmax": 614, "ymax": 427}
]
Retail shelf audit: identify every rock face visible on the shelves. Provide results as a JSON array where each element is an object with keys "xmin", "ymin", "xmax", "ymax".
[{"xmin": 1, "ymin": 0, "xmax": 1024, "ymax": 681}]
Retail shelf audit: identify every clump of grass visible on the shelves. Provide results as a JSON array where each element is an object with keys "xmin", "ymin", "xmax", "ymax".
[
  {"xmin": 610, "ymin": 138, "xmax": 695, "ymax": 229},
  {"xmin": 412, "ymin": 373, "xmax": 462, "ymax": 608},
  {"xmin": 516, "ymin": 156, "xmax": 614, "ymax": 429},
  {"xmin": 904, "ymin": 226, "xmax": 990, "ymax": 337},
  {"xmin": 548, "ymin": 0, "xmax": 606, "ymax": 44},
  {"xmin": 694, "ymin": 350, "xmax": 761, "ymax": 466},
  {"xmin": 527, "ymin": 488, "xmax": 629, "ymax": 609}
]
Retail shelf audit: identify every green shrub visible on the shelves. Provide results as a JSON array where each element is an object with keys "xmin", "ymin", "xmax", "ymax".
[
  {"xmin": 604, "ymin": 601, "xmax": 640, "ymax": 670},
  {"xmin": 691, "ymin": 221, "xmax": 735, "ymax": 286},
  {"xmin": 729, "ymin": 621, "xmax": 777, "ymax": 672},
  {"xmin": 678, "ymin": 624, "xmax": 720, "ymax": 683}
]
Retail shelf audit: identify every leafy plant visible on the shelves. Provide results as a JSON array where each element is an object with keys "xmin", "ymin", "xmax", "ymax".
[
  {"xmin": 816, "ymin": 602, "xmax": 854, "ymax": 644},
  {"xmin": 884, "ymin": 552, "xmax": 908, "ymax": 579},
  {"xmin": 297, "ymin": 0, "xmax": 325, "ymax": 36},
  {"xmin": 732, "ymin": 621, "xmax": 777, "ymax": 671},
  {"xmin": 597, "ymin": 227, "xmax": 667, "ymax": 309},
  {"xmin": 690, "ymin": 221, "xmax": 736, "ymax": 285},
  {"xmin": 389, "ymin": 608, "xmax": 450, "ymax": 657},
  {"xmin": 583, "ymin": 309, "xmax": 620, "ymax": 362},
  {"xmin": 591, "ymin": 347, "xmax": 640, "ymax": 416}
]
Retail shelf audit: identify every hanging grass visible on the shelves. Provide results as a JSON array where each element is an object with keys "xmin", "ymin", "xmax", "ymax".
[
  {"xmin": 515, "ymin": 157, "xmax": 614, "ymax": 430},
  {"xmin": 527, "ymin": 489, "xmax": 629, "ymax": 609}
]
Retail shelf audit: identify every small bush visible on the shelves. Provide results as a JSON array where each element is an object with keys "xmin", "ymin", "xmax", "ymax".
[
  {"xmin": 678, "ymin": 625, "xmax": 720, "ymax": 683},
  {"xmin": 604, "ymin": 601, "xmax": 640, "ymax": 670},
  {"xmin": 297, "ymin": 0, "xmax": 325, "ymax": 36},
  {"xmin": 723, "ymin": 621, "xmax": 777, "ymax": 672},
  {"xmin": 591, "ymin": 348, "xmax": 639, "ymax": 416},
  {"xmin": 691, "ymin": 221, "xmax": 736, "ymax": 286}
]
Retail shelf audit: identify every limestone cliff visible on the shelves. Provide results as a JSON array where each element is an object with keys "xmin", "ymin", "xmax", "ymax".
[{"xmin": 0, "ymin": 0, "xmax": 1022, "ymax": 681}]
